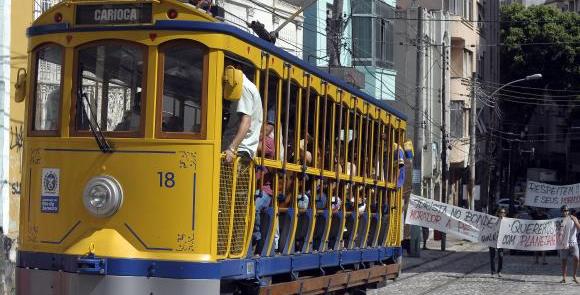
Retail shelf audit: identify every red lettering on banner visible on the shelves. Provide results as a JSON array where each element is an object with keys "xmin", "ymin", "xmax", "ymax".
[{"xmin": 409, "ymin": 209, "xmax": 442, "ymax": 225}]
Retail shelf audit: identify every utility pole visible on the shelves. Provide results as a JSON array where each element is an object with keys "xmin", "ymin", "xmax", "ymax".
[
  {"xmin": 410, "ymin": 6, "xmax": 424, "ymax": 257},
  {"xmin": 468, "ymin": 72, "xmax": 476, "ymax": 211},
  {"xmin": 440, "ymin": 42, "xmax": 448, "ymax": 251}
]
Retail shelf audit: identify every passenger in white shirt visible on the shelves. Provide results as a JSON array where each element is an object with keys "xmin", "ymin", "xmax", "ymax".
[{"xmin": 222, "ymin": 72, "xmax": 263, "ymax": 162}]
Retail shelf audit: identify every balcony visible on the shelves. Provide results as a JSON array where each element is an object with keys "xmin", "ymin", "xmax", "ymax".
[
  {"xmin": 450, "ymin": 77, "xmax": 470, "ymax": 103},
  {"xmin": 449, "ymin": 15, "xmax": 478, "ymax": 45}
]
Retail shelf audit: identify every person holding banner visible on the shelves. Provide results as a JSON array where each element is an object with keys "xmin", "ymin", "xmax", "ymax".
[
  {"xmin": 489, "ymin": 208, "xmax": 507, "ymax": 277},
  {"xmin": 559, "ymin": 205, "xmax": 580, "ymax": 284},
  {"xmin": 531, "ymin": 208, "xmax": 549, "ymax": 265}
]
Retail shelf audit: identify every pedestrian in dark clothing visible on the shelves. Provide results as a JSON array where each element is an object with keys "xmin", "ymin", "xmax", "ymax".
[
  {"xmin": 422, "ymin": 227, "xmax": 429, "ymax": 250},
  {"xmin": 531, "ymin": 208, "xmax": 549, "ymax": 265},
  {"xmin": 489, "ymin": 208, "xmax": 506, "ymax": 277}
]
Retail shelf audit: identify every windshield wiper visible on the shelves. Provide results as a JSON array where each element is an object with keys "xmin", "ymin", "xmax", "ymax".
[
  {"xmin": 80, "ymin": 93, "xmax": 113, "ymax": 153},
  {"xmin": 77, "ymin": 65, "xmax": 113, "ymax": 153}
]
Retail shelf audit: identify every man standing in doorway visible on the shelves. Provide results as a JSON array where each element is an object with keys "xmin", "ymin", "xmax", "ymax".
[{"xmin": 222, "ymin": 67, "xmax": 263, "ymax": 162}]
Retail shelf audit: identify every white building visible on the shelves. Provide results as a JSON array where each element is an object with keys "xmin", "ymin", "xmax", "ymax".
[{"xmin": 221, "ymin": 0, "xmax": 304, "ymax": 58}]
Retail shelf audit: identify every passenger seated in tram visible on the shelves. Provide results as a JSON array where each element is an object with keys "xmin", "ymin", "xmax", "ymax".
[
  {"xmin": 115, "ymin": 92, "xmax": 141, "ymax": 131},
  {"xmin": 42, "ymin": 88, "xmax": 60, "ymax": 131},
  {"xmin": 162, "ymin": 114, "xmax": 182, "ymax": 131},
  {"xmin": 253, "ymin": 127, "xmax": 275, "ymax": 246}
]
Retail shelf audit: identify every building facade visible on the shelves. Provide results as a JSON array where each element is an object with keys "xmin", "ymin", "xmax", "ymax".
[
  {"xmin": 351, "ymin": 0, "xmax": 397, "ymax": 100},
  {"xmin": 393, "ymin": 6, "xmax": 450, "ymax": 203},
  {"xmin": 395, "ymin": 0, "xmax": 499, "ymax": 210}
]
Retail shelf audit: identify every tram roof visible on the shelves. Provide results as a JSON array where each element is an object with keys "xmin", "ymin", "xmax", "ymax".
[{"xmin": 28, "ymin": 19, "xmax": 407, "ymax": 121}]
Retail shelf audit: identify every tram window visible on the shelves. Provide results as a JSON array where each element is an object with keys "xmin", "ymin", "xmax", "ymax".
[
  {"xmin": 281, "ymin": 80, "xmax": 299, "ymax": 164},
  {"xmin": 259, "ymin": 72, "xmax": 282, "ymax": 160},
  {"xmin": 224, "ymin": 55, "xmax": 255, "ymax": 82},
  {"xmin": 32, "ymin": 44, "xmax": 63, "ymax": 133},
  {"xmin": 222, "ymin": 56, "xmax": 256, "ymax": 134},
  {"xmin": 159, "ymin": 41, "xmax": 206, "ymax": 134},
  {"xmin": 75, "ymin": 42, "xmax": 145, "ymax": 134},
  {"xmin": 298, "ymin": 87, "xmax": 318, "ymax": 167},
  {"xmin": 319, "ymin": 94, "xmax": 334, "ymax": 171}
]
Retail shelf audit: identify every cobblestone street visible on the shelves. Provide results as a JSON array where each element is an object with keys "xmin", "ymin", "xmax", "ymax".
[{"xmin": 372, "ymin": 241, "xmax": 580, "ymax": 295}]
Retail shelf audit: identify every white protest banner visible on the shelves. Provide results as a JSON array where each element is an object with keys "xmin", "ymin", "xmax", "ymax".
[
  {"xmin": 405, "ymin": 194, "xmax": 500, "ymax": 246},
  {"xmin": 525, "ymin": 180, "xmax": 580, "ymax": 209},
  {"xmin": 496, "ymin": 217, "xmax": 568, "ymax": 251}
]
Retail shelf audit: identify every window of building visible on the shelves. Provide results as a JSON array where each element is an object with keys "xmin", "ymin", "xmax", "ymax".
[
  {"xmin": 446, "ymin": 0, "xmax": 473, "ymax": 19},
  {"xmin": 32, "ymin": 44, "xmax": 63, "ymax": 134},
  {"xmin": 374, "ymin": 17, "xmax": 394, "ymax": 68},
  {"xmin": 353, "ymin": 1, "xmax": 394, "ymax": 68},
  {"xmin": 352, "ymin": 0, "xmax": 372, "ymax": 14},
  {"xmin": 74, "ymin": 41, "xmax": 146, "ymax": 136},
  {"xmin": 465, "ymin": 0, "xmax": 473, "ymax": 21},
  {"xmin": 450, "ymin": 101, "xmax": 464, "ymax": 138},
  {"xmin": 463, "ymin": 49, "xmax": 473, "ymax": 78},
  {"xmin": 352, "ymin": 16, "xmax": 372, "ymax": 59},
  {"xmin": 34, "ymin": 0, "xmax": 61, "ymax": 19},
  {"xmin": 158, "ymin": 41, "xmax": 207, "ymax": 137}
]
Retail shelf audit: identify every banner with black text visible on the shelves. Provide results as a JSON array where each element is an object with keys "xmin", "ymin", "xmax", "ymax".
[
  {"xmin": 496, "ymin": 217, "xmax": 569, "ymax": 251},
  {"xmin": 405, "ymin": 194, "xmax": 500, "ymax": 247},
  {"xmin": 525, "ymin": 180, "xmax": 580, "ymax": 208}
]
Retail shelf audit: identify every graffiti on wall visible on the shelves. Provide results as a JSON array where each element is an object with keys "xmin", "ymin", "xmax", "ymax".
[{"xmin": 8, "ymin": 121, "xmax": 24, "ymax": 198}]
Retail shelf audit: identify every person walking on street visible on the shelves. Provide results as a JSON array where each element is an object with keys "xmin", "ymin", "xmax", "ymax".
[
  {"xmin": 422, "ymin": 227, "xmax": 429, "ymax": 250},
  {"xmin": 489, "ymin": 208, "xmax": 506, "ymax": 277},
  {"xmin": 559, "ymin": 205, "xmax": 580, "ymax": 284},
  {"xmin": 531, "ymin": 208, "xmax": 549, "ymax": 265}
]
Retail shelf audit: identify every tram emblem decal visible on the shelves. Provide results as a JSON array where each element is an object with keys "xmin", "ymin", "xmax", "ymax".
[
  {"xmin": 41, "ymin": 168, "xmax": 60, "ymax": 213},
  {"xmin": 42, "ymin": 168, "xmax": 59, "ymax": 196}
]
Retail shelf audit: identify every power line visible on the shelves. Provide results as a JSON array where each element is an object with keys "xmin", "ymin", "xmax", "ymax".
[
  {"xmin": 386, "ymin": 16, "xmax": 580, "ymax": 24},
  {"xmin": 476, "ymin": 79, "xmax": 580, "ymax": 93}
]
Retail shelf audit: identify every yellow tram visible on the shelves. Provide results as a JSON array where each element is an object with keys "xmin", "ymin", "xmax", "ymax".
[{"xmin": 15, "ymin": 1, "xmax": 409, "ymax": 294}]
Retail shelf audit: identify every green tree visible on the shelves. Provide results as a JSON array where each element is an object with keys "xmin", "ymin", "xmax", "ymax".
[{"xmin": 500, "ymin": 4, "xmax": 580, "ymax": 90}]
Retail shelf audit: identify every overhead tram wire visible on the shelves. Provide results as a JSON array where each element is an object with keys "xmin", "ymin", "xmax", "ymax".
[
  {"xmin": 475, "ymin": 79, "xmax": 580, "ymax": 93},
  {"xmin": 484, "ymin": 87, "xmax": 580, "ymax": 98},
  {"xmin": 341, "ymin": 46, "xmax": 455, "ymax": 147},
  {"xmin": 490, "ymin": 93, "xmax": 580, "ymax": 104},
  {"xmin": 383, "ymin": 16, "xmax": 580, "ymax": 24}
]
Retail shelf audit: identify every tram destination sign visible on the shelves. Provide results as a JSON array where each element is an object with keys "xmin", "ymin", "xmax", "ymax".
[{"xmin": 76, "ymin": 4, "xmax": 153, "ymax": 25}]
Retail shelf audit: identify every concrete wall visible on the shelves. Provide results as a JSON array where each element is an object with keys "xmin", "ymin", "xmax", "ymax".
[
  {"xmin": 0, "ymin": 0, "xmax": 11, "ymax": 238},
  {"xmin": 6, "ymin": 0, "xmax": 33, "ymax": 240}
]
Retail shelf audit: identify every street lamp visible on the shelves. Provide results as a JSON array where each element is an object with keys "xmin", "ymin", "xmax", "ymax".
[
  {"xmin": 491, "ymin": 73, "xmax": 542, "ymax": 97},
  {"xmin": 490, "ymin": 73, "xmax": 542, "ymax": 216}
]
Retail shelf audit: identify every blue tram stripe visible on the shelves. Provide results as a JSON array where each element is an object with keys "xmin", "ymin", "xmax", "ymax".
[
  {"xmin": 26, "ymin": 20, "xmax": 406, "ymax": 121},
  {"xmin": 17, "ymin": 247, "xmax": 401, "ymax": 280}
]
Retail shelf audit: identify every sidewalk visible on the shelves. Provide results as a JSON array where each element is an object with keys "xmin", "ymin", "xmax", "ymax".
[{"xmin": 402, "ymin": 235, "xmax": 485, "ymax": 271}]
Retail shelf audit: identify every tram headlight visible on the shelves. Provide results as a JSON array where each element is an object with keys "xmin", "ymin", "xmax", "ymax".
[{"xmin": 83, "ymin": 176, "xmax": 123, "ymax": 217}]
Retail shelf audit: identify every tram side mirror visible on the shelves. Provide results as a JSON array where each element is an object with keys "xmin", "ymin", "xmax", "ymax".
[
  {"xmin": 14, "ymin": 68, "xmax": 27, "ymax": 103},
  {"xmin": 223, "ymin": 65, "xmax": 242, "ymax": 101}
]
